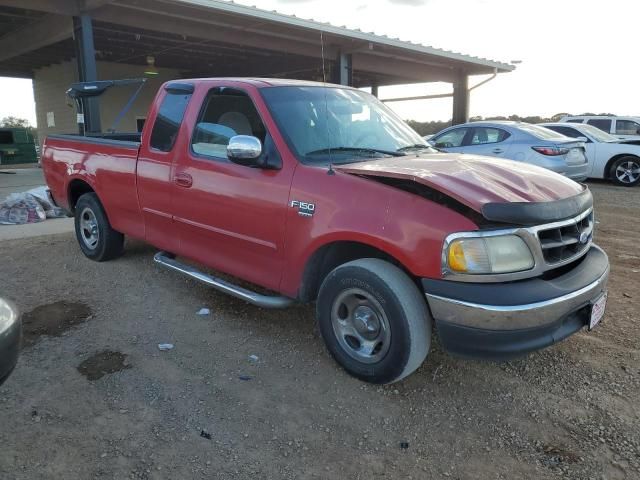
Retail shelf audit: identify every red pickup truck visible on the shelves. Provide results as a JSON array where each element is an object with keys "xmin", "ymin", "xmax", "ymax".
[{"xmin": 42, "ymin": 78, "xmax": 609, "ymax": 384}]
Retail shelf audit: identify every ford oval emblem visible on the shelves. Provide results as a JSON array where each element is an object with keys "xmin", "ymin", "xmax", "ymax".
[{"xmin": 579, "ymin": 232, "xmax": 589, "ymax": 244}]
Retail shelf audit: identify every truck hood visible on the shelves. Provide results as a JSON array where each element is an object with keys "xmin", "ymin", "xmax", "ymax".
[{"xmin": 335, "ymin": 153, "xmax": 588, "ymax": 223}]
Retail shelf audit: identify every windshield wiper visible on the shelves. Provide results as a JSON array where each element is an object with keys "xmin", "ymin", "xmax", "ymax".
[
  {"xmin": 305, "ymin": 147, "xmax": 405, "ymax": 157},
  {"xmin": 396, "ymin": 143, "xmax": 432, "ymax": 152}
]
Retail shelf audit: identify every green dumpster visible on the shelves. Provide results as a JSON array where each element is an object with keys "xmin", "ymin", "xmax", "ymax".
[{"xmin": 0, "ymin": 128, "xmax": 38, "ymax": 165}]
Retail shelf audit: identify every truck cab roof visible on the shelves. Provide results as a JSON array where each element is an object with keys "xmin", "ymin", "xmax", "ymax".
[{"xmin": 176, "ymin": 78, "xmax": 354, "ymax": 89}]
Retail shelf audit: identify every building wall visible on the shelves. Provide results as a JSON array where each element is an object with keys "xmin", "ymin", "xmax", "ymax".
[
  {"xmin": 33, "ymin": 60, "xmax": 182, "ymax": 144},
  {"xmin": 33, "ymin": 62, "xmax": 77, "ymax": 141}
]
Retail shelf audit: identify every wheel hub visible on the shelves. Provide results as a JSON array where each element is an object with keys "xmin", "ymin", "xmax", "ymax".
[
  {"xmin": 616, "ymin": 161, "xmax": 640, "ymax": 183},
  {"xmin": 353, "ymin": 305, "xmax": 381, "ymax": 338},
  {"xmin": 330, "ymin": 288, "xmax": 391, "ymax": 364},
  {"xmin": 79, "ymin": 207, "xmax": 100, "ymax": 249}
]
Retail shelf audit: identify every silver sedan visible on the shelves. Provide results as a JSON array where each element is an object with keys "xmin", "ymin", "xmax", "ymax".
[{"xmin": 428, "ymin": 121, "xmax": 589, "ymax": 181}]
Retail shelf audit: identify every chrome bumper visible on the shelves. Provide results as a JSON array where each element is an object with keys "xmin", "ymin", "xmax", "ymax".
[
  {"xmin": 424, "ymin": 245, "xmax": 609, "ymax": 331},
  {"xmin": 427, "ymin": 268, "xmax": 608, "ymax": 330}
]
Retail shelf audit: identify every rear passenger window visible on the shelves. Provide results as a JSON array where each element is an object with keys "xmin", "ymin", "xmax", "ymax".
[
  {"xmin": 586, "ymin": 119, "xmax": 612, "ymax": 133},
  {"xmin": 549, "ymin": 126, "xmax": 582, "ymax": 138},
  {"xmin": 470, "ymin": 127, "xmax": 510, "ymax": 145},
  {"xmin": 615, "ymin": 120, "xmax": 640, "ymax": 135},
  {"xmin": 191, "ymin": 87, "xmax": 267, "ymax": 160},
  {"xmin": 150, "ymin": 88, "xmax": 192, "ymax": 152}
]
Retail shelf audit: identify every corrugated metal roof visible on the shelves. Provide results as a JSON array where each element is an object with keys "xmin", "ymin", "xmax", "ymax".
[{"xmin": 171, "ymin": 0, "xmax": 515, "ymax": 72}]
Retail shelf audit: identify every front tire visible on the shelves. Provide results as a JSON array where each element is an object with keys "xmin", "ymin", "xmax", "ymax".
[
  {"xmin": 316, "ymin": 258, "xmax": 431, "ymax": 384},
  {"xmin": 74, "ymin": 192, "xmax": 124, "ymax": 261},
  {"xmin": 610, "ymin": 156, "xmax": 640, "ymax": 187}
]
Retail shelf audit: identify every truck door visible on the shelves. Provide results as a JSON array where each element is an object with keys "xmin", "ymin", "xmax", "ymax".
[
  {"xmin": 171, "ymin": 84, "xmax": 295, "ymax": 292},
  {"xmin": 137, "ymin": 83, "xmax": 194, "ymax": 252}
]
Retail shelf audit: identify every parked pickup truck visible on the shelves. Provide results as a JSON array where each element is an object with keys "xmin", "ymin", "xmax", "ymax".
[{"xmin": 42, "ymin": 78, "xmax": 610, "ymax": 384}]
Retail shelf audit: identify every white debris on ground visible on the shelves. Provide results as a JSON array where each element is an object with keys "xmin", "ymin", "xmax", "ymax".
[
  {"xmin": 157, "ymin": 343, "xmax": 174, "ymax": 351},
  {"xmin": 0, "ymin": 186, "xmax": 66, "ymax": 225},
  {"xmin": 196, "ymin": 308, "xmax": 211, "ymax": 316}
]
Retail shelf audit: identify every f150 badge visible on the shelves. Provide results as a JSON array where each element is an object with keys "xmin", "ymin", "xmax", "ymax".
[{"xmin": 290, "ymin": 200, "xmax": 315, "ymax": 217}]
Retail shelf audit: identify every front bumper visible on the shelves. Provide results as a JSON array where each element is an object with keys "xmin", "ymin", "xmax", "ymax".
[
  {"xmin": 423, "ymin": 245, "xmax": 609, "ymax": 360},
  {"xmin": 0, "ymin": 298, "xmax": 21, "ymax": 387}
]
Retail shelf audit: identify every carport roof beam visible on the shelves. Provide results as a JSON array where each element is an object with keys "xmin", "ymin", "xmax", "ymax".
[
  {"xmin": 0, "ymin": 13, "xmax": 73, "ymax": 63},
  {"xmin": 0, "ymin": 0, "xmax": 515, "ymax": 85},
  {"xmin": 165, "ymin": 0, "xmax": 515, "ymax": 73}
]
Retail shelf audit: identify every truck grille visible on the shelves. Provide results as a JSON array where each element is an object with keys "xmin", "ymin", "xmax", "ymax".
[{"xmin": 537, "ymin": 210, "xmax": 593, "ymax": 264}]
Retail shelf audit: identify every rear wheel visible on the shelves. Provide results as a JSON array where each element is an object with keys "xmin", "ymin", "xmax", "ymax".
[
  {"xmin": 610, "ymin": 156, "xmax": 640, "ymax": 186},
  {"xmin": 74, "ymin": 193, "xmax": 124, "ymax": 261},
  {"xmin": 316, "ymin": 258, "xmax": 431, "ymax": 384}
]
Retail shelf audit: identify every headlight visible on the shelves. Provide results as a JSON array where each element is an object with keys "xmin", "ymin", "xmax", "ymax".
[{"xmin": 446, "ymin": 234, "xmax": 534, "ymax": 274}]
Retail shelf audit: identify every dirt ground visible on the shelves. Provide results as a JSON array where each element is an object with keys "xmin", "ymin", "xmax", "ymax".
[{"xmin": 0, "ymin": 181, "xmax": 638, "ymax": 480}]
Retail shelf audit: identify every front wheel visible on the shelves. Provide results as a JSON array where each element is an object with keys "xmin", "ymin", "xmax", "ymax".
[
  {"xmin": 610, "ymin": 156, "xmax": 640, "ymax": 187},
  {"xmin": 74, "ymin": 192, "xmax": 124, "ymax": 261},
  {"xmin": 316, "ymin": 258, "xmax": 431, "ymax": 384}
]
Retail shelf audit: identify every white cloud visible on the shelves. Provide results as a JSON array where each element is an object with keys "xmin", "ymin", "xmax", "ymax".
[{"xmin": 386, "ymin": 0, "xmax": 428, "ymax": 5}]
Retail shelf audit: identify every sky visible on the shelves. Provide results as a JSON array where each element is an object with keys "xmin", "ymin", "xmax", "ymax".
[{"xmin": 0, "ymin": 0, "xmax": 638, "ymax": 125}]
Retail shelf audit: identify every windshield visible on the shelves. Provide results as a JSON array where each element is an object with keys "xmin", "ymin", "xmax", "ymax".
[
  {"xmin": 575, "ymin": 123, "xmax": 620, "ymax": 142},
  {"xmin": 260, "ymin": 86, "xmax": 435, "ymax": 163}
]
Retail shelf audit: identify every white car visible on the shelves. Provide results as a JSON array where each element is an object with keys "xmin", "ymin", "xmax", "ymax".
[
  {"xmin": 543, "ymin": 122, "xmax": 640, "ymax": 186},
  {"xmin": 559, "ymin": 115, "xmax": 640, "ymax": 141}
]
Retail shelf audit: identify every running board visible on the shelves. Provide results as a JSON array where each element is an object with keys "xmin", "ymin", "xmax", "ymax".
[{"xmin": 153, "ymin": 252, "xmax": 294, "ymax": 309}]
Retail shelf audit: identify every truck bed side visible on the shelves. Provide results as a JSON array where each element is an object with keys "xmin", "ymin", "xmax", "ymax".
[{"xmin": 42, "ymin": 135, "xmax": 145, "ymax": 240}]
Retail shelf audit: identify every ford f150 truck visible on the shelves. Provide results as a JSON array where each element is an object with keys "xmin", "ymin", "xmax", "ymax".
[{"xmin": 42, "ymin": 78, "xmax": 609, "ymax": 384}]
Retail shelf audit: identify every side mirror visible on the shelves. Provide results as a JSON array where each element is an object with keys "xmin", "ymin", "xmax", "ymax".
[
  {"xmin": 0, "ymin": 298, "xmax": 21, "ymax": 387},
  {"xmin": 227, "ymin": 135, "xmax": 263, "ymax": 167},
  {"xmin": 577, "ymin": 136, "xmax": 589, "ymax": 143}
]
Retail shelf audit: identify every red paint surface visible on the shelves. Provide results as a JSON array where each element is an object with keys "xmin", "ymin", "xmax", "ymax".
[
  {"xmin": 336, "ymin": 154, "xmax": 584, "ymax": 211},
  {"xmin": 41, "ymin": 79, "xmax": 586, "ymax": 299}
]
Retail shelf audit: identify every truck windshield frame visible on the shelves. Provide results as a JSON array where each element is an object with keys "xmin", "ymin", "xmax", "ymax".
[{"xmin": 260, "ymin": 86, "xmax": 434, "ymax": 165}]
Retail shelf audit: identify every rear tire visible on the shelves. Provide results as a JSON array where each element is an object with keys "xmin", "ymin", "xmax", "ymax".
[
  {"xmin": 74, "ymin": 193, "xmax": 124, "ymax": 261},
  {"xmin": 316, "ymin": 258, "xmax": 431, "ymax": 384},
  {"xmin": 610, "ymin": 156, "xmax": 640, "ymax": 187}
]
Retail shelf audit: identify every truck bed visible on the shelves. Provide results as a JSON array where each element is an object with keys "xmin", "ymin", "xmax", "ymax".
[
  {"xmin": 47, "ymin": 132, "xmax": 142, "ymax": 147},
  {"xmin": 42, "ymin": 133, "xmax": 145, "ymax": 240}
]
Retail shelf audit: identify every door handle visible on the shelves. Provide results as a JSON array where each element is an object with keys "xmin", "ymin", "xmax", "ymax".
[
  {"xmin": 492, "ymin": 148, "xmax": 504, "ymax": 154},
  {"xmin": 174, "ymin": 172, "xmax": 193, "ymax": 188}
]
